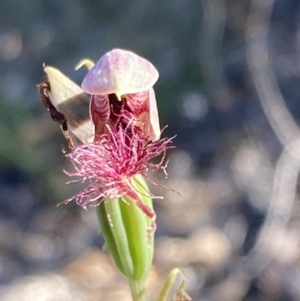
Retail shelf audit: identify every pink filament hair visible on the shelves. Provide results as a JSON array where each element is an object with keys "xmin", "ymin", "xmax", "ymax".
[{"xmin": 63, "ymin": 123, "xmax": 174, "ymax": 221}]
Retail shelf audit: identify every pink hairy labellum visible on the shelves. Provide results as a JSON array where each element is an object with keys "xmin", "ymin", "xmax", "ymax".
[
  {"xmin": 81, "ymin": 49, "xmax": 161, "ymax": 141},
  {"xmin": 63, "ymin": 123, "xmax": 174, "ymax": 226}
]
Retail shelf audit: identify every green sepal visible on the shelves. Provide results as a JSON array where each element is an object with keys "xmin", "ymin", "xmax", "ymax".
[{"xmin": 96, "ymin": 174, "xmax": 154, "ymax": 282}]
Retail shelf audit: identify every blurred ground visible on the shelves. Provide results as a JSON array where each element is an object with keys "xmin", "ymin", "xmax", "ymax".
[{"xmin": 1, "ymin": 0, "xmax": 300, "ymax": 300}]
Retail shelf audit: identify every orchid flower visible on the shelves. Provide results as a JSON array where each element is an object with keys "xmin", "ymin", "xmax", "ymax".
[
  {"xmin": 41, "ymin": 49, "xmax": 176, "ymax": 301},
  {"xmin": 44, "ymin": 50, "xmax": 171, "ymax": 225}
]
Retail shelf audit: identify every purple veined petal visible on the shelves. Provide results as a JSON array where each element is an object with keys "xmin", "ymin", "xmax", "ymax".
[
  {"xmin": 81, "ymin": 49, "xmax": 159, "ymax": 99},
  {"xmin": 44, "ymin": 66, "xmax": 94, "ymax": 143},
  {"xmin": 89, "ymin": 94, "xmax": 110, "ymax": 137},
  {"xmin": 124, "ymin": 88, "xmax": 161, "ymax": 141},
  {"xmin": 124, "ymin": 90, "xmax": 149, "ymax": 118},
  {"xmin": 91, "ymin": 94, "xmax": 110, "ymax": 122}
]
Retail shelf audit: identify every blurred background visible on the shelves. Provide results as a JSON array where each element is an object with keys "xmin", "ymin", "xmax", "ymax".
[{"xmin": 1, "ymin": 0, "xmax": 300, "ymax": 300}]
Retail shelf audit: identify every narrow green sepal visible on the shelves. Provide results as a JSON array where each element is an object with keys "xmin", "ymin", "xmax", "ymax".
[{"xmin": 96, "ymin": 174, "xmax": 154, "ymax": 282}]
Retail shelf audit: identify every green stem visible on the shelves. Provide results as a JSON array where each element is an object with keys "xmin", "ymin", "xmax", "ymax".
[
  {"xmin": 129, "ymin": 279, "xmax": 147, "ymax": 301},
  {"xmin": 155, "ymin": 268, "xmax": 183, "ymax": 301}
]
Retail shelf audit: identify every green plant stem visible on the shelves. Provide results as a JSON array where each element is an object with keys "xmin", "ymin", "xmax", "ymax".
[
  {"xmin": 129, "ymin": 279, "xmax": 147, "ymax": 301},
  {"xmin": 155, "ymin": 268, "xmax": 183, "ymax": 301}
]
